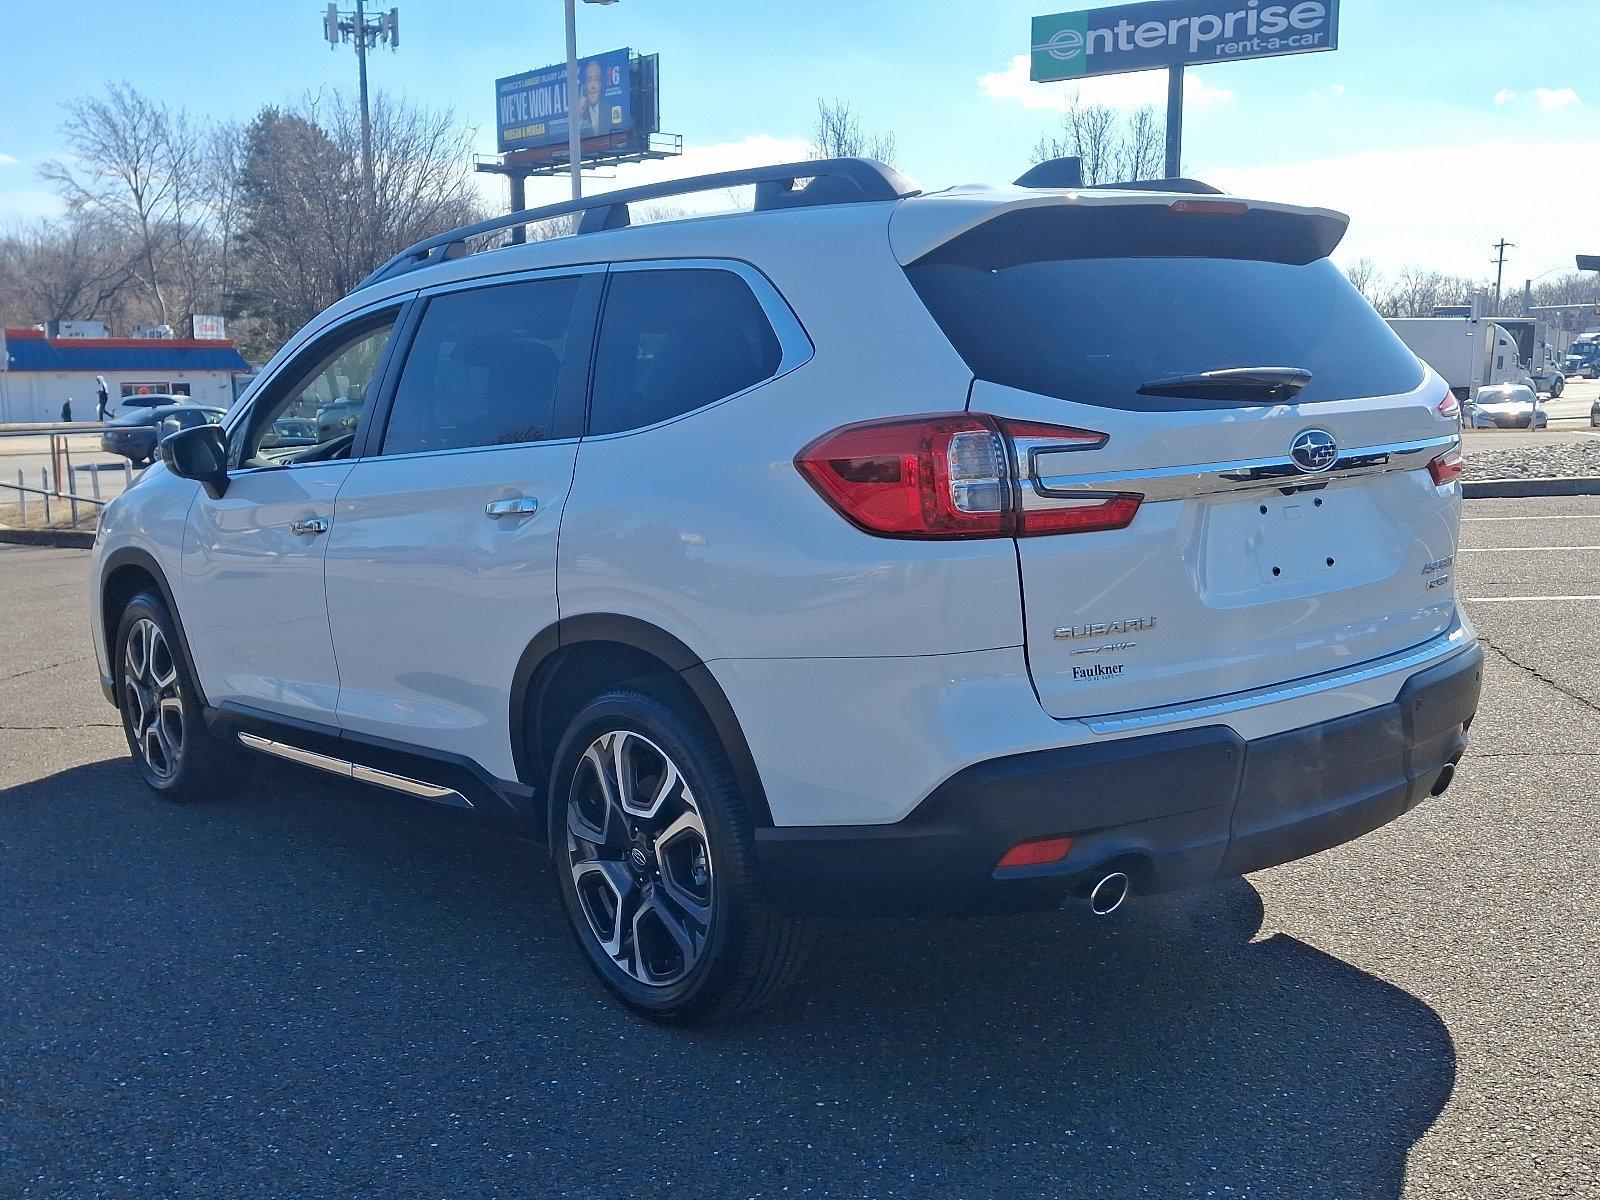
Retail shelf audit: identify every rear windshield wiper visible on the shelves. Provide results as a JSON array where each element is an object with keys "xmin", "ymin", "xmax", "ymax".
[{"xmin": 1137, "ymin": 367, "xmax": 1313, "ymax": 402}]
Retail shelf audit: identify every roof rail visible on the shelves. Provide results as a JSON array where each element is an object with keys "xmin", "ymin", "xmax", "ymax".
[{"xmin": 359, "ymin": 157, "xmax": 919, "ymax": 290}]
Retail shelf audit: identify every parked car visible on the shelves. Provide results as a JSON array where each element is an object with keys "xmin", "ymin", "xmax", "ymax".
[
  {"xmin": 1466, "ymin": 383, "xmax": 1546, "ymax": 429},
  {"xmin": 315, "ymin": 398, "xmax": 364, "ymax": 443},
  {"xmin": 107, "ymin": 392, "xmax": 188, "ymax": 419},
  {"xmin": 89, "ymin": 157, "xmax": 1482, "ymax": 1023},
  {"xmin": 258, "ymin": 417, "xmax": 319, "ymax": 449},
  {"xmin": 100, "ymin": 403, "xmax": 225, "ymax": 466}
]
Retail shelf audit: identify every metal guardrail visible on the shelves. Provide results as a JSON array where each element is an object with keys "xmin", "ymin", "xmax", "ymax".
[{"xmin": 0, "ymin": 427, "xmax": 133, "ymax": 527}]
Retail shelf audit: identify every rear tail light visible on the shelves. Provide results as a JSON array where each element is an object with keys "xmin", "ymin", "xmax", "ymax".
[
  {"xmin": 795, "ymin": 414, "xmax": 1140, "ymax": 539},
  {"xmin": 1428, "ymin": 444, "xmax": 1464, "ymax": 486},
  {"xmin": 1437, "ymin": 392, "xmax": 1461, "ymax": 420}
]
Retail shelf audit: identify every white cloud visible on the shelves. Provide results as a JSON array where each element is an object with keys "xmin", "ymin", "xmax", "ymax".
[
  {"xmin": 1209, "ymin": 139, "xmax": 1600, "ymax": 279},
  {"xmin": 1493, "ymin": 86, "xmax": 1581, "ymax": 110},
  {"xmin": 0, "ymin": 154, "xmax": 20, "ymax": 168},
  {"xmin": 1535, "ymin": 86, "xmax": 1580, "ymax": 110},
  {"xmin": 979, "ymin": 54, "xmax": 1233, "ymax": 113}
]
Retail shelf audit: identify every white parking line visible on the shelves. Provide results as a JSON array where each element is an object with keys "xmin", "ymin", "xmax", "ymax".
[
  {"xmin": 1459, "ymin": 546, "xmax": 1600, "ymax": 552},
  {"xmin": 1466, "ymin": 595, "xmax": 1600, "ymax": 603},
  {"xmin": 1462, "ymin": 514, "xmax": 1600, "ymax": 522}
]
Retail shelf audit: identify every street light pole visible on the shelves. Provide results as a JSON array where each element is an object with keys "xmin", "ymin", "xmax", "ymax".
[{"xmin": 564, "ymin": 0, "xmax": 582, "ymax": 200}]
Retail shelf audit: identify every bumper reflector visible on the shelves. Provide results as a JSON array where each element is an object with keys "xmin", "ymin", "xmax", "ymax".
[{"xmin": 996, "ymin": 836, "xmax": 1074, "ymax": 869}]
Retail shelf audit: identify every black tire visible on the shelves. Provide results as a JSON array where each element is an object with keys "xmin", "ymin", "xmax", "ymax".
[
  {"xmin": 113, "ymin": 591, "xmax": 239, "ymax": 801},
  {"xmin": 548, "ymin": 684, "xmax": 812, "ymax": 1023}
]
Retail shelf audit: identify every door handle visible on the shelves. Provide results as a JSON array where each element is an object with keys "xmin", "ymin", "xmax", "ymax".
[
  {"xmin": 290, "ymin": 517, "xmax": 330, "ymax": 536},
  {"xmin": 484, "ymin": 497, "xmax": 540, "ymax": 519}
]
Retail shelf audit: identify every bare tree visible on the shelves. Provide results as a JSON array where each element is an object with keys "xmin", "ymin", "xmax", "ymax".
[
  {"xmin": 810, "ymin": 99, "xmax": 898, "ymax": 166},
  {"xmin": 0, "ymin": 216, "xmax": 140, "ymax": 327},
  {"xmin": 1344, "ymin": 258, "xmax": 1383, "ymax": 308},
  {"xmin": 41, "ymin": 83, "xmax": 182, "ymax": 323},
  {"xmin": 233, "ymin": 93, "xmax": 483, "ymax": 348},
  {"xmin": 1032, "ymin": 93, "xmax": 1164, "ymax": 185}
]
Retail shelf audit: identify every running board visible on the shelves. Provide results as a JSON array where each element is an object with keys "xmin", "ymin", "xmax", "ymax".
[{"xmin": 237, "ymin": 732, "xmax": 474, "ymax": 809}]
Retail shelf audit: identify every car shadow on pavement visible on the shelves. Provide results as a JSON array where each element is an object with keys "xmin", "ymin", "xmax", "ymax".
[{"xmin": 2, "ymin": 758, "xmax": 1455, "ymax": 1200}]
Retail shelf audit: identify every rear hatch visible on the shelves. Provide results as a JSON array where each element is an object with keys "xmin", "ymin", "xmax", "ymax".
[{"xmin": 898, "ymin": 192, "xmax": 1462, "ymax": 721}]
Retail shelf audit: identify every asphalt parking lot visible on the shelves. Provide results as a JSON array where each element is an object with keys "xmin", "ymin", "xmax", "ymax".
[{"xmin": 2, "ymin": 504, "xmax": 1597, "ymax": 1200}]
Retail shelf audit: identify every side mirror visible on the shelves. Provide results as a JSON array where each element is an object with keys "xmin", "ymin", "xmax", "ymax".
[{"xmin": 160, "ymin": 422, "xmax": 230, "ymax": 499}]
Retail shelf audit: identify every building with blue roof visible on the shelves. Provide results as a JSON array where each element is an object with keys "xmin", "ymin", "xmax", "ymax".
[{"xmin": 0, "ymin": 327, "xmax": 252, "ymax": 423}]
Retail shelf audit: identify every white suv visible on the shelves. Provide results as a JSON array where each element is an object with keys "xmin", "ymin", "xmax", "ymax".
[{"xmin": 90, "ymin": 158, "xmax": 1482, "ymax": 1022}]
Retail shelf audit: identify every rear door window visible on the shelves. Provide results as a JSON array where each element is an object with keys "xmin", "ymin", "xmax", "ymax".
[
  {"xmin": 906, "ymin": 206, "xmax": 1423, "ymax": 411},
  {"xmin": 381, "ymin": 275, "xmax": 584, "ymax": 455},
  {"xmin": 588, "ymin": 268, "xmax": 783, "ymax": 436}
]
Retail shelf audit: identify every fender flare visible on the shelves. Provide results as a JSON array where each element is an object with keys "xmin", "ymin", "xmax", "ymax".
[
  {"xmin": 510, "ymin": 614, "xmax": 772, "ymax": 827},
  {"xmin": 99, "ymin": 545, "xmax": 209, "ymax": 708}
]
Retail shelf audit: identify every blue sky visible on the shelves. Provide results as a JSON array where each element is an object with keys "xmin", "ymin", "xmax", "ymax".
[{"xmin": 1, "ymin": 0, "xmax": 1594, "ymax": 281}]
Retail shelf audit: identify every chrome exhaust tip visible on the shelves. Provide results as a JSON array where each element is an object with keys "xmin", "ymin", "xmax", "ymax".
[
  {"xmin": 1087, "ymin": 871, "xmax": 1130, "ymax": 917},
  {"xmin": 1431, "ymin": 763, "xmax": 1456, "ymax": 797}
]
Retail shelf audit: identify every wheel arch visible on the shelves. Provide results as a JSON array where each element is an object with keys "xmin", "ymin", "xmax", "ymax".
[
  {"xmin": 100, "ymin": 546, "xmax": 209, "ymax": 707},
  {"xmin": 511, "ymin": 614, "xmax": 773, "ymax": 829}
]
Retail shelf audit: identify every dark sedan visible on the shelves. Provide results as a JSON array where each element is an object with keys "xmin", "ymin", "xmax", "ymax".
[{"xmin": 101, "ymin": 403, "xmax": 225, "ymax": 466}]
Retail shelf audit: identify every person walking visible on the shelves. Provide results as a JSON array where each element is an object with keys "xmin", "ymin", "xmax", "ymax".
[
  {"xmin": 60, "ymin": 397, "xmax": 73, "ymax": 423},
  {"xmin": 96, "ymin": 375, "xmax": 111, "ymax": 420}
]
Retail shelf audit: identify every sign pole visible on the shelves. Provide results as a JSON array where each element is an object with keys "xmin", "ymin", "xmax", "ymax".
[{"xmin": 1164, "ymin": 63, "xmax": 1183, "ymax": 179}]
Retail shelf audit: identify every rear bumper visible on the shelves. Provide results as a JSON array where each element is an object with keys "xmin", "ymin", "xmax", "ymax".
[{"xmin": 755, "ymin": 641, "xmax": 1483, "ymax": 917}]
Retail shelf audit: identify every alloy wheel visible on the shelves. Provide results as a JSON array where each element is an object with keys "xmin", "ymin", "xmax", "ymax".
[
  {"xmin": 123, "ymin": 617, "xmax": 184, "ymax": 780},
  {"xmin": 564, "ymin": 729, "xmax": 715, "ymax": 988}
]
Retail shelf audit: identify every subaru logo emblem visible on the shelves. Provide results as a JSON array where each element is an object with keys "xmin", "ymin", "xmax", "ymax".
[
  {"xmin": 629, "ymin": 847, "xmax": 650, "ymax": 872},
  {"xmin": 1289, "ymin": 428, "xmax": 1339, "ymax": 474}
]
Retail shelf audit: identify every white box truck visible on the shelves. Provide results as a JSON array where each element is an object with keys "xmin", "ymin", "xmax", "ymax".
[{"xmin": 1386, "ymin": 318, "xmax": 1523, "ymax": 401}]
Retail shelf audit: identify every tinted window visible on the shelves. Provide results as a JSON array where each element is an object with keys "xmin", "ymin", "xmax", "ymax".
[
  {"xmin": 589, "ymin": 269, "xmax": 782, "ymax": 436},
  {"xmin": 242, "ymin": 315, "xmax": 396, "ymax": 466},
  {"xmin": 907, "ymin": 210, "xmax": 1423, "ymax": 411},
  {"xmin": 383, "ymin": 276, "xmax": 582, "ymax": 455}
]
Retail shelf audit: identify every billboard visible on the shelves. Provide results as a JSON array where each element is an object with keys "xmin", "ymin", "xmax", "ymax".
[
  {"xmin": 496, "ymin": 48, "xmax": 634, "ymax": 153},
  {"xmin": 1031, "ymin": 0, "xmax": 1339, "ymax": 81},
  {"xmin": 192, "ymin": 314, "xmax": 226, "ymax": 340}
]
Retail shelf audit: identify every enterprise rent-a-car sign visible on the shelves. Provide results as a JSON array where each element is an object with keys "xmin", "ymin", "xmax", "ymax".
[
  {"xmin": 497, "ymin": 47, "xmax": 633, "ymax": 153},
  {"xmin": 1031, "ymin": 0, "xmax": 1339, "ymax": 81}
]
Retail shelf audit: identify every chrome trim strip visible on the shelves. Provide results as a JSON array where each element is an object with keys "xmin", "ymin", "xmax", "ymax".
[
  {"xmin": 239, "ymin": 732, "xmax": 351, "ymax": 777},
  {"xmin": 1032, "ymin": 434, "xmax": 1458, "ymax": 503},
  {"xmin": 350, "ymin": 763, "xmax": 473, "ymax": 808},
  {"xmin": 1083, "ymin": 622, "xmax": 1474, "ymax": 736},
  {"xmin": 237, "ymin": 732, "xmax": 472, "ymax": 808}
]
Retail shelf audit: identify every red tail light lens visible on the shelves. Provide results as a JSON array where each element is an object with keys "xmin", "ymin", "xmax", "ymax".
[
  {"xmin": 794, "ymin": 414, "xmax": 1009, "ymax": 538},
  {"xmin": 1428, "ymin": 445, "xmax": 1464, "ymax": 486},
  {"xmin": 1437, "ymin": 392, "xmax": 1461, "ymax": 420},
  {"xmin": 795, "ymin": 414, "xmax": 1140, "ymax": 539},
  {"xmin": 997, "ymin": 836, "xmax": 1074, "ymax": 869}
]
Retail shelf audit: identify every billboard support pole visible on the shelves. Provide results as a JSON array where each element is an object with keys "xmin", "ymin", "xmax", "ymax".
[
  {"xmin": 564, "ymin": 0, "xmax": 583, "ymax": 200},
  {"xmin": 508, "ymin": 173, "xmax": 527, "ymax": 244},
  {"xmin": 1164, "ymin": 64, "xmax": 1183, "ymax": 179}
]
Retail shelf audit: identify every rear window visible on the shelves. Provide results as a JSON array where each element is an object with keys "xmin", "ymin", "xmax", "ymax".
[{"xmin": 906, "ymin": 206, "xmax": 1423, "ymax": 410}]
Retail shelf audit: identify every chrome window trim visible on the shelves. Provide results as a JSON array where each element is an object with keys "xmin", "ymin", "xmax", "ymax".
[
  {"xmin": 581, "ymin": 257, "xmax": 815, "ymax": 441},
  {"xmin": 1082, "ymin": 619, "xmax": 1475, "ymax": 736},
  {"xmin": 1029, "ymin": 434, "xmax": 1459, "ymax": 505}
]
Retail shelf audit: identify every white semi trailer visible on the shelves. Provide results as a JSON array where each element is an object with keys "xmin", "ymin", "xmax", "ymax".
[{"xmin": 1385, "ymin": 318, "xmax": 1523, "ymax": 401}]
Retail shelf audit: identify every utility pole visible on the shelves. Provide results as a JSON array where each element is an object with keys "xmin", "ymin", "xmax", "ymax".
[
  {"xmin": 322, "ymin": 4, "xmax": 400, "ymax": 210},
  {"xmin": 1491, "ymin": 238, "xmax": 1515, "ymax": 315}
]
